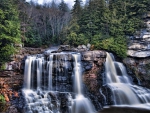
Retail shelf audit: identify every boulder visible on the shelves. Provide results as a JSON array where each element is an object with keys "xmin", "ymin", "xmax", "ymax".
[
  {"xmin": 58, "ymin": 45, "xmax": 70, "ymax": 51},
  {"xmin": 128, "ymin": 43, "xmax": 147, "ymax": 50},
  {"xmin": 82, "ymin": 51, "xmax": 106, "ymax": 61}
]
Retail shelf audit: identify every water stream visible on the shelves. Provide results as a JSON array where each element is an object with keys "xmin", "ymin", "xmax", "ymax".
[
  {"xmin": 72, "ymin": 53, "xmax": 95, "ymax": 113},
  {"xmin": 104, "ymin": 52, "xmax": 150, "ymax": 108}
]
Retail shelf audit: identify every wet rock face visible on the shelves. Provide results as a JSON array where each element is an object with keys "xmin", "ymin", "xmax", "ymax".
[
  {"xmin": 82, "ymin": 50, "xmax": 106, "ymax": 92},
  {"xmin": 81, "ymin": 51, "xmax": 106, "ymax": 110},
  {"xmin": 123, "ymin": 57, "xmax": 150, "ymax": 88}
]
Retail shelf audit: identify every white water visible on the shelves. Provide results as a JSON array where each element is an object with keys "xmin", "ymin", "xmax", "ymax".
[
  {"xmin": 72, "ymin": 53, "xmax": 95, "ymax": 113},
  {"xmin": 105, "ymin": 52, "xmax": 150, "ymax": 107},
  {"xmin": 48, "ymin": 54, "xmax": 53, "ymax": 90},
  {"xmin": 24, "ymin": 56, "xmax": 36, "ymax": 89},
  {"xmin": 73, "ymin": 53, "xmax": 82, "ymax": 94},
  {"xmin": 36, "ymin": 57, "xmax": 44, "ymax": 89}
]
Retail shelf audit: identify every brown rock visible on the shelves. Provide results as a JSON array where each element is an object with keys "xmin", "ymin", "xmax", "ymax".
[{"xmin": 4, "ymin": 94, "xmax": 9, "ymax": 102}]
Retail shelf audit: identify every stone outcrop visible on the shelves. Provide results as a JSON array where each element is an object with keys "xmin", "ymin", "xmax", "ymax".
[
  {"xmin": 57, "ymin": 44, "xmax": 91, "ymax": 52},
  {"xmin": 127, "ymin": 37, "xmax": 150, "ymax": 58},
  {"xmin": 123, "ymin": 57, "xmax": 150, "ymax": 88},
  {"xmin": 127, "ymin": 11, "xmax": 150, "ymax": 58},
  {"xmin": 124, "ymin": 11, "xmax": 150, "ymax": 86}
]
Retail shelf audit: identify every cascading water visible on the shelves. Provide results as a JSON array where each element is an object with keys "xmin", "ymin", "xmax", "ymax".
[
  {"xmin": 23, "ymin": 52, "xmax": 72, "ymax": 113},
  {"xmin": 48, "ymin": 54, "xmax": 53, "ymax": 90},
  {"xmin": 104, "ymin": 52, "xmax": 150, "ymax": 108},
  {"xmin": 24, "ymin": 56, "xmax": 35, "ymax": 89},
  {"xmin": 72, "ymin": 53, "xmax": 95, "ymax": 113},
  {"xmin": 73, "ymin": 54, "xmax": 82, "ymax": 95},
  {"xmin": 22, "ymin": 49, "xmax": 95, "ymax": 113}
]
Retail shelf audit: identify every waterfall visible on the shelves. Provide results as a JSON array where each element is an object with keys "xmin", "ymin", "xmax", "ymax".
[
  {"xmin": 72, "ymin": 53, "xmax": 95, "ymax": 113},
  {"xmin": 23, "ymin": 50, "xmax": 95, "ymax": 113},
  {"xmin": 73, "ymin": 53, "xmax": 82, "ymax": 95},
  {"xmin": 36, "ymin": 57, "xmax": 44, "ymax": 90},
  {"xmin": 105, "ymin": 53, "xmax": 120, "ymax": 83},
  {"xmin": 24, "ymin": 56, "xmax": 36, "ymax": 89},
  {"xmin": 105, "ymin": 52, "xmax": 150, "ymax": 107},
  {"xmin": 48, "ymin": 54, "xmax": 53, "ymax": 90}
]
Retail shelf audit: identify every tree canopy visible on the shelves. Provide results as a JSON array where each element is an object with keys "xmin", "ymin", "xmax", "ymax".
[{"xmin": 60, "ymin": 0, "xmax": 150, "ymax": 58}]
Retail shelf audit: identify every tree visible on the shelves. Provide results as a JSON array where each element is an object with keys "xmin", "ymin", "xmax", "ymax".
[
  {"xmin": 19, "ymin": 0, "xmax": 71, "ymax": 46},
  {"xmin": 59, "ymin": 0, "xmax": 69, "ymax": 13},
  {"xmin": 72, "ymin": 0, "xmax": 83, "ymax": 19},
  {"xmin": 0, "ymin": 0, "xmax": 21, "ymax": 65}
]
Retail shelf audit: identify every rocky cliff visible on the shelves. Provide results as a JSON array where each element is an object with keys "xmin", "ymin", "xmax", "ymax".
[{"xmin": 124, "ymin": 12, "xmax": 150, "ymax": 88}]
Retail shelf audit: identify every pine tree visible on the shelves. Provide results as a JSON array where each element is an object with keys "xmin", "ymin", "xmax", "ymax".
[
  {"xmin": 0, "ymin": 0, "xmax": 21, "ymax": 65},
  {"xmin": 72, "ymin": 0, "xmax": 83, "ymax": 19},
  {"xmin": 59, "ymin": 0, "xmax": 69, "ymax": 13}
]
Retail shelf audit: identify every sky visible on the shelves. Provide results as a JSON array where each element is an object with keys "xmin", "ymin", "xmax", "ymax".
[{"xmin": 26, "ymin": 0, "xmax": 86, "ymax": 8}]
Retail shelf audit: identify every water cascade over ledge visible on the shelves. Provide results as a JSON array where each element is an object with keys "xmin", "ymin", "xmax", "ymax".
[
  {"xmin": 72, "ymin": 53, "xmax": 95, "ymax": 113},
  {"xmin": 104, "ymin": 52, "xmax": 150, "ymax": 108},
  {"xmin": 22, "ymin": 46, "xmax": 150, "ymax": 113},
  {"xmin": 22, "ymin": 49, "xmax": 95, "ymax": 113}
]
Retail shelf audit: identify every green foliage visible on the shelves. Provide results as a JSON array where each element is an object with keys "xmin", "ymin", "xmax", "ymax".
[
  {"xmin": 65, "ymin": 32, "xmax": 88, "ymax": 46},
  {"xmin": 0, "ymin": 63, "xmax": 6, "ymax": 70},
  {"xmin": 24, "ymin": 26, "xmax": 42, "ymax": 47},
  {"xmin": 91, "ymin": 34, "xmax": 127, "ymax": 58},
  {"xmin": 0, "ymin": 95, "xmax": 5, "ymax": 103},
  {"xmin": 0, "ymin": 95, "xmax": 6, "ymax": 112},
  {"xmin": 62, "ymin": 0, "xmax": 150, "ymax": 58},
  {"xmin": 0, "ymin": 0, "xmax": 21, "ymax": 64}
]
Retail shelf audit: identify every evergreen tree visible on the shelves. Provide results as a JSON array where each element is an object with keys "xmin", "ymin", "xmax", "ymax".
[
  {"xmin": 72, "ymin": 0, "xmax": 83, "ymax": 19},
  {"xmin": 59, "ymin": 0, "xmax": 69, "ymax": 13},
  {"xmin": 0, "ymin": 0, "xmax": 21, "ymax": 65}
]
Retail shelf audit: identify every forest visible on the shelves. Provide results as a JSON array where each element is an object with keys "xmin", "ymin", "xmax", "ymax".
[{"xmin": 0, "ymin": 0, "xmax": 150, "ymax": 66}]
